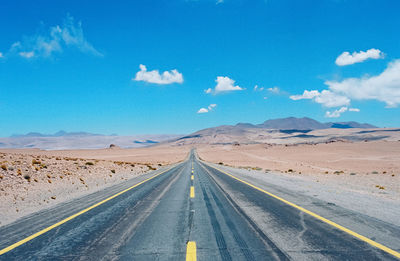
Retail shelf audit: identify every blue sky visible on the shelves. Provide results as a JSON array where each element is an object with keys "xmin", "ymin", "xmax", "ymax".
[{"xmin": 1, "ymin": 0, "xmax": 400, "ymax": 136}]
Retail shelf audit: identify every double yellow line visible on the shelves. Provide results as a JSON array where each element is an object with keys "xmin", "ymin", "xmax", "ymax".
[
  {"xmin": 0, "ymin": 166, "xmax": 175, "ymax": 256},
  {"xmin": 207, "ymin": 163, "xmax": 400, "ymax": 259}
]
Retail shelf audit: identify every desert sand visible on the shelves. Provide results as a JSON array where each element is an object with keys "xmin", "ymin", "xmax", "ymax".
[
  {"xmin": 1, "ymin": 140, "xmax": 399, "ymax": 227},
  {"xmin": 196, "ymin": 140, "xmax": 400, "ymax": 200},
  {"xmin": 0, "ymin": 145, "xmax": 190, "ymax": 226}
]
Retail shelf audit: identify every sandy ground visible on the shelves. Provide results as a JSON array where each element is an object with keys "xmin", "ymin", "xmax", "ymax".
[
  {"xmin": 0, "ymin": 145, "xmax": 190, "ymax": 226},
  {"xmin": 1, "ymin": 140, "xmax": 399, "ymax": 227},
  {"xmin": 197, "ymin": 140, "xmax": 400, "ymax": 201}
]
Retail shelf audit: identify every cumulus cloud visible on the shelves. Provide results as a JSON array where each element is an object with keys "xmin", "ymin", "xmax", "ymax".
[
  {"xmin": 8, "ymin": 14, "xmax": 101, "ymax": 59},
  {"xmin": 197, "ymin": 108, "xmax": 209, "ymax": 113},
  {"xmin": 197, "ymin": 104, "xmax": 217, "ymax": 114},
  {"xmin": 205, "ymin": 76, "xmax": 243, "ymax": 94},
  {"xmin": 325, "ymin": 107, "xmax": 348, "ymax": 118},
  {"xmin": 267, "ymin": 86, "xmax": 280, "ymax": 93},
  {"xmin": 326, "ymin": 59, "xmax": 400, "ymax": 107},
  {"xmin": 349, "ymin": 108, "xmax": 360, "ymax": 112},
  {"xmin": 335, "ymin": 48, "xmax": 384, "ymax": 66},
  {"xmin": 134, "ymin": 64, "xmax": 183, "ymax": 85},
  {"xmin": 290, "ymin": 90, "xmax": 350, "ymax": 107},
  {"xmin": 290, "ymin": 90, "xmax": 319, "ymax": 100}
]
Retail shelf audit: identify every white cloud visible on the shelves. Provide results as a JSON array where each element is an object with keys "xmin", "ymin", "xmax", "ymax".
[
  {"xmin": 205, "ymin": 76, "xmax": 243, "ymax": 94},
  {"xmin": 267, "ymin": 86, "xmax": 280, "ymax": 93},
  {"xmin": 290, "ymin": 90, "xmax": 320, "ymax": 100},
  {"xmin": 197, "ymin": 104, "xmax": 217, "ymax": 114},
  {"xmin": 8, "ymin": 14, "xmax": 101, "ymax": 59},
  {"xmin": 254, "ymin": 85, "xmax": 264, "ymax": 91},
  {"xmin": 325, "ymin": 107, "xmax": 348, "ymax": 118},
  {"xmin": 216, "ymin": 0, "xmax": 224, "ymax": 4},
  {"xmin": 134, "ymin": 64, "xmax": 183, "ymax": 85},
  {"xmin": 197, "ymin": 108, "xmax": 209, "ymax": 113},
  {"xmin": 314, "ymin": 90, "xmax": 351, "ymax": 107},
  {"xmin": 335, "ymin": 48, "xmax": 384, "ymax": 66},
  {"xmin": 349, "ymin": 108, "xmax": 360, "ymax": 112},
  {"xmin": 290, "ymin": 89, "xmax": 350, "ymax": 107},
  {"xmin": 0, "ymin": 52, "xmax": 3, "ymax": 58},
  {"xmin": 326, "ymin": 59, "xmax": 400, "ymax": 107},
  {"xmin": 19, "ymin": 51, "xmax": 35, "ymax": 58},
  {"xmin": 204, "ymin": 88, "xmax": 212, "ymax": 94},
  {"xmin": 208, "ymin": 104, "xmax": 217, "ymax": 110}
]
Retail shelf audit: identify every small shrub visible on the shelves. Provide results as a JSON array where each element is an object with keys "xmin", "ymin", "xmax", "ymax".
[
  {"xmin": 24, "ymin": 174, "xmax": 31, "ymax": 181},
  {"xmin": 218, "ymin": 162, "xmax": 224, "ymax": 165},
  {"xmin": 288, "ymin": 169, "xmax": 294, "ymax": 172},
  {"xmin": 85, "ymin": 162, "xmax": 94, "ymax": 166},
  {"xmin": 51, "ymin": 196, "xmax": 56, "ymax": 200},
  {"xmin": 1, "ymin": 164, "xmax": 7, "ymax": 171},
  {"xmin": 371, "ymin": 171, "xmax": 379, "ymax": 174},
  {"xmin": 0, "ymin": 175, "xmax": 3, "ymax": 179},
  {"xmin": 32, "ymin": 159, "xmax": 41, "ymax": 165},
  {"xmin": 111, "ymin": 169, "xmax": 115, "ymax": 174},
  {"xmin": 17, "ymin": 168, "xmax": 22, "ymax": 175},
  {"xmin": 325, "ymin": 171, "xmax": 329, "ymax": 174},
  {"xmin": 130, "ymin": 164, "xmax": 135, "ymax": 167},
  {"xmin": 48, "ymin": 179, "xmax": 52, "ymax": 183},
  {"xmin": 146, "ymin": 165, "xmax": 156, "ymax": 171},
  {"xmin": 350, "ymin": 173, "xmax": 356, "ymax": 175}
]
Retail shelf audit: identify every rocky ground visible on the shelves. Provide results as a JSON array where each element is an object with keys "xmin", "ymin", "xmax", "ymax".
[{"xmin": 0, "ymin": 151, "xmax": 164, "ymax": 226}]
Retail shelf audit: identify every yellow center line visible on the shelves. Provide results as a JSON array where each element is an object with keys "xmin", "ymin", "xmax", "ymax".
[
  {"xmin": 205, "ymin": 163, "xmax": 400, "ymax": 259},
  {"xmin": 191, "ymin": 175, "xmax": 194, "ymax": 181},
  {"xmin": 0, "ymin": 166, "xmax": 176, "ymax": 256},
  {"xmin": 190, "ymin": 186, "xmax": 195, "ymax": 198},
  {"xmin": 186, "ymin": 241, "xmax": 197, "ymax": 261}
]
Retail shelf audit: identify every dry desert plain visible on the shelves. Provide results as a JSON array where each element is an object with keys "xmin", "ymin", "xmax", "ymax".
[{"xmin": 1, "ymin": 140, "xmax": 400, "ymax": 226}]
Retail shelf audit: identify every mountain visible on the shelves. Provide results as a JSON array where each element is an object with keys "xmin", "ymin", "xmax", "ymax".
[
  {"xmin": 326, "ymin": 122, "xmax": 377, "ymax": 129},
  {"xmin": 11, "ymin": 131, "xmax": 101, "ymax": 138},
  {"xmin": 257, "ymin": 117, "xmax": 326, "ymax": 130},
  {"xmin": 170, "ymin": 117, "xmax": 385, "ymax": 146}
]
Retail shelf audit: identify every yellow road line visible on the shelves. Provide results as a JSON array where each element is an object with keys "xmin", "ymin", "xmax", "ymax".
[
  {"xmin": 0, "ymin": 166, "xmax": 176, "ymax": 256},
  {"xmin": 191, "ymin": 175, "xmax": 194, "ymax": 181},
  {"xmin": 190, "ymin": 186, "xmax": 195, "ymax": 198},
  {"xmin": 207, "ymin": 164, "xmax": 400, "ymax": 259},
  {"xmin": 186, "ymin": 241, "xmax": 197, "ymax": 261}
]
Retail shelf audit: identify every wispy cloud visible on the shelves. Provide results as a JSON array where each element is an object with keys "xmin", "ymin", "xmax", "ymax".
[
  {"xmin": 335, "ymin": 48, "xmax": 384, "ymax": 66},
  {"xmin": 205, "ymin": 76, "xmax": 243, "ymax": 94},
  {"xmin": 254, "ymin": 85, "xmax": 264, "ymax": 91},
  {"xmin": 325, "ymin": 107, "xmax": 348, "ymax": 118},
  {"xmin": 0, "ymin": 52, "xmax": 3, "ymax": 58},
  {"xmin": 197, "ymin": 104, "xmax": 217, "ymax": 114},
  {"xmin": 324, "ymin": 106, "xmax": 360, "ymax": 118},
  {"xmin": 267, "ymin": 86, "xmax": 280, "ymax": 93},
  {"xmin": 134, "ymin": 64, "xmax": 183, "ymax": 85},
  {"xmin": 8, "ymin": 14, "xmax": 102, "ymax": 59}
]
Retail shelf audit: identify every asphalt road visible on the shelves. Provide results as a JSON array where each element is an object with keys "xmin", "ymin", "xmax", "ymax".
[{"xmin": 0, "ymin": 150, "xmax": 399, "ymax": 260}]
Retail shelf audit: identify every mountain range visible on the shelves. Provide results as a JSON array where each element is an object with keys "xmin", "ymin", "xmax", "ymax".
[{"xmin": 235, "ymin": 117, "xmax": 376, "ymax": 130}]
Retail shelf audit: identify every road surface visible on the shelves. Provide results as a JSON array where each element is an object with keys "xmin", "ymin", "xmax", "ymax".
[{"xmin": 0, "ymin": 150, "xmax": 399, "ymax": 260}]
